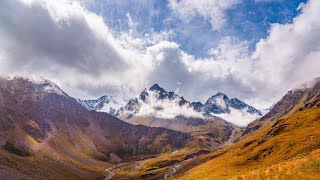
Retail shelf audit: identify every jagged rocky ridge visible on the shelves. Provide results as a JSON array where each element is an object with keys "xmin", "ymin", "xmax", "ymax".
[
  {"xmin": 111, "ymin": 84, "xmax": 234, "ymax": 135},
  {"xmin": 115, "ymin": 84, "xmax": 262, "ymax": 127},
  {"xmin": 78, "ymin": 84, "xmax": 262, "ymax": 124}
]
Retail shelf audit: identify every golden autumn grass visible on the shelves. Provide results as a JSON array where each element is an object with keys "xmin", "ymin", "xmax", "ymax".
[{"xmin": 173, "ymin": 106, "xmax": 320, "ymax": 180}]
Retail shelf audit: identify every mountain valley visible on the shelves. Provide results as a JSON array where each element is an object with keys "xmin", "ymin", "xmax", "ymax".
[
  {"xmin": 0, "ymin": 76, "xmax": 319, "ymax": 179},
  {"xmin": 0, "ymin": 77, "xmax": 238, "ymax": 179},
  {"xmin": 1, "ymin": 0, "xmax": 320, "ymax": 179}
]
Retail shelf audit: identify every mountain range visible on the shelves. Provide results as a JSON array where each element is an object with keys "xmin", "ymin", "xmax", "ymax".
[
  {"xmin": 0, "ymin": 77, "xmax": 236, "ymax": 179},
  {"xmin": 0, "ymin": 76, "xmax": 319, "ymax": 179},
  {"xmin": 79, "ymin": 83, "xmax": 262, "ymax": 127}
]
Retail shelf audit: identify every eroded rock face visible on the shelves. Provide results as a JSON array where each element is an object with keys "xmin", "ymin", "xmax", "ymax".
[
  {"xmin": 0, "ymin": 77, "xmax": 192, "ymax": 160},
  {"xmin": 109, "ymin": 153, "xmax": 121, "ymax": 163}
]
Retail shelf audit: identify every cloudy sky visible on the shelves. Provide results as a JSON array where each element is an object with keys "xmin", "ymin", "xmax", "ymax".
[{"xmin": 0, "ymin": 0, "xmax": 319, "ymax": 109}]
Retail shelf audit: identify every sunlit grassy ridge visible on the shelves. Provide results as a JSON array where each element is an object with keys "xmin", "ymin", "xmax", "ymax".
[{"xmin": 173, "ymin": 97, "xmax": 320, "ymax": 179}]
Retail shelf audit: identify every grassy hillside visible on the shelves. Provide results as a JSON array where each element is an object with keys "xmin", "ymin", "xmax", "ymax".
[{"xmin": 173, "ymin": 81, "xmax": 320, "ymax": 180}]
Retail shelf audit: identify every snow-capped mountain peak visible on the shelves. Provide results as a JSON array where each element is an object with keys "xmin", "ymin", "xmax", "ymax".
[
  {"xmin": 148, "ymin": 83, "xmax": 178, "ymax": 100},
  {"xmin": 117, "ymin": 84, "xmax": 196, "ymax": 119},
  {"xmin": 203, "ymin": 92, "xmax": 230, "ymax": 114},
  {"xmin": 149, "ymin": 83, "xmax": 165, "ymax": 92},
  {"xmin": 77, "ymin": 95, "xmax": 126, "ymax": 116},
  {"xmin": 202, "ymin": 92, "xmax": 262, "ymax": 116},
  {"xmin": 116, "ymin": 84, "xmax": 263, "ymax": 126},
  {"xmin": 77, "ymin": 84, "xmax": 263, "ymax": 127}
]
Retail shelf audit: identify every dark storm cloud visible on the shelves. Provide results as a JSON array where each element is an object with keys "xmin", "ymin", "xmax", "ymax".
[{"xmin": 0, "ymin": 0, "xmax": 126, "ymax": 76}]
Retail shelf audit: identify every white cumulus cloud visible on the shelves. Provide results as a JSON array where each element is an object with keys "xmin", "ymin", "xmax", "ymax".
[{"xmin": 168, "ymin": 0, "xmax": 241, "ymax": 30}]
